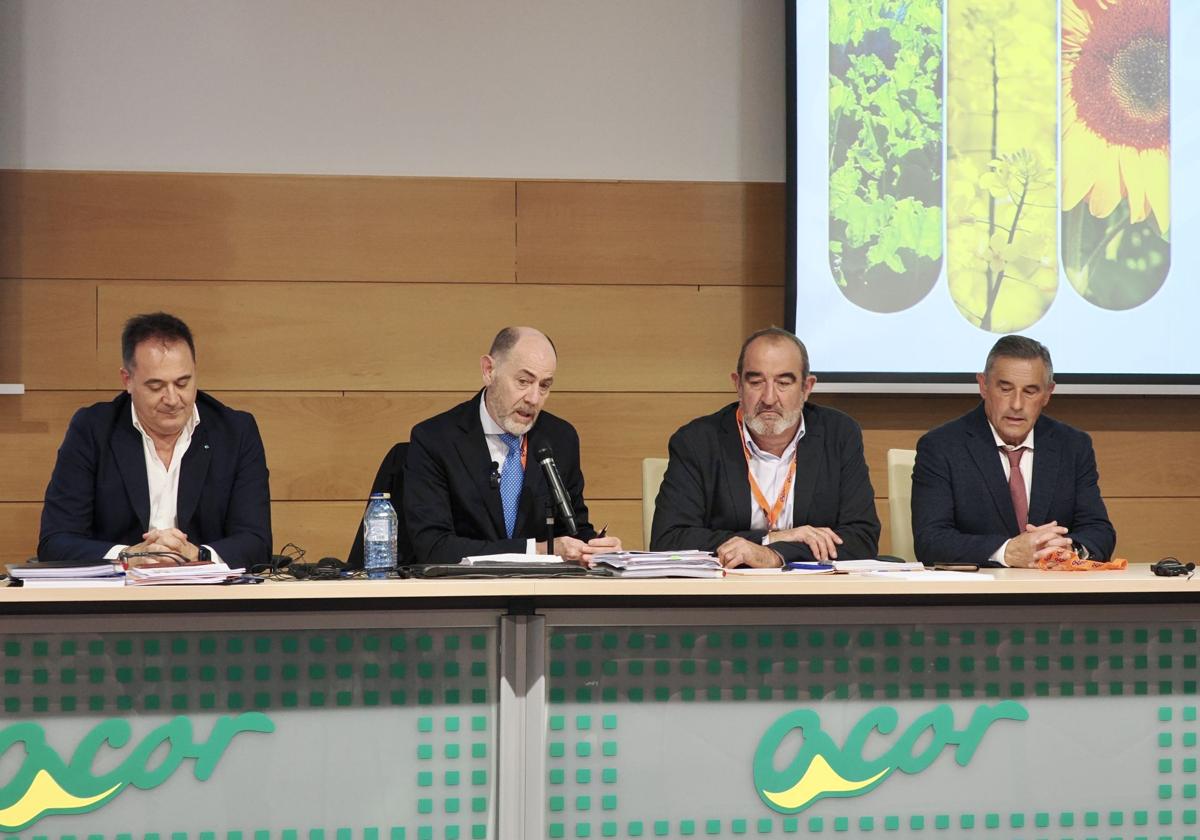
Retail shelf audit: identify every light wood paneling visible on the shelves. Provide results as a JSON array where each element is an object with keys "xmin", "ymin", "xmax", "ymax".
[
  {"xmin": 6, "ymin": 391, "xmax": 1200, "ymax": 504},
  {"xmin": 0, "ymin": 504, "xmax": 40, "ymax": 568},
  {"xmin": 93, "ymin": 281, "xmax": 784, "ymax": 391},
  {"xmin": 0, "ymin": 170, "xmax": 516, "ymax": 283},
  {"xmin": 517, "ymin": 181, "xmax": 785, "ymax": 285},
  {"xmin": 0, "ymin": 279, "xmax": 99, "ymax": 387}
]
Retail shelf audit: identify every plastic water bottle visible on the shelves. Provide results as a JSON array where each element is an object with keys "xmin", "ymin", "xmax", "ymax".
[{"xmin": 363, "ymin": 492, "xmax": 398, "ymax": 579}]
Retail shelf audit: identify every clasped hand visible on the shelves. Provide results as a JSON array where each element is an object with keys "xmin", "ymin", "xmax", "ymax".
[
  {"xmin": 1003, "ymin": 521, "xmax": 1071, "ymax": 568},
  {"xmin": 126, "ymin": 528, "xmax": 201, "ymax": 564}
]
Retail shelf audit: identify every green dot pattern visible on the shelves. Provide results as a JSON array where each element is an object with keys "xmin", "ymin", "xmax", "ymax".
[
  {"xmin": 545, "ymin": 625, "xmax": 1200, "ymax": 838},
  {"xmin": 0, "ymin": 628, "xmax": 497, "ymax": 838},
  {"xmin": 0, "ymin": 630, "xmax": 493, "ymax": 715}
]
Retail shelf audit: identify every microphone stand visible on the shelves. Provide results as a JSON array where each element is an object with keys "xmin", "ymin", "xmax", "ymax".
[{"xmin": 544, "ymin": 500, "xmax": 556, "ymax": 557}]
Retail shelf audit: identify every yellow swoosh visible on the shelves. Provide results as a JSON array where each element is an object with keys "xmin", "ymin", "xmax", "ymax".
[
  {"xmin": 761, "ymin": 754, "xmax": 890, "ymax": 810},
  {"xmin": 0, "ymin": 769, "xmax": 121, "ymax": 830}
]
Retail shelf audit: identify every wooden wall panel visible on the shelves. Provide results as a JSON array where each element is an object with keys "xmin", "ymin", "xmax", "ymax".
[
  {"xmin": 517, "ymin": 181, "xmax": 785, "ymax": 285},
  {"xmin": 0, "ymin": 279, "xmax": 98, "ymax": 387},
  {"xmin": 0, "ymin": 170, "xmax": 516, "ymax": 283},
  {"xmin": 6, "ymin": 391, "xmax": 1200, "ymax": 504},
  {"xmin": 93, "ymin": 281, "xmax": 784, "ymax": 391},
  {"xmin": 2, "ymin": 171, "xmax": 1197, "ymax": 574}
]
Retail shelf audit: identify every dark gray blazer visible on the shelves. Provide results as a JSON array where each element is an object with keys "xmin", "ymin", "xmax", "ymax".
[{"xmin": 650, "ymin": 402, "xmax": 880, "ymax": 563}]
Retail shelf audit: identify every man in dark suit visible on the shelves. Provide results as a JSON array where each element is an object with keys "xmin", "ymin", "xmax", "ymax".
[
  {"xmin": 38, "ymin": 312, "xmax": 272, "ymax": 569},
  {"xmin": 651, "ymin": 328, "xmax": 880, "ymax": 567},
  {"xmin": 912, "ymin": 335, "xmax": 1116, "ymax": 567},
  {"xmin": 404, "ymin": 326, "xmax": 622, "ymax": 565}
]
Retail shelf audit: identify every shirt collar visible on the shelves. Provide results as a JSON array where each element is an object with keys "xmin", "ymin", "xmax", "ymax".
[
  {"xmin": 741, "ymin": 412, "xmax": 805, "ymax": 461},
  {"xmin": 130, "ymin": 401, "xmax": 200, "ymax": 443},
  {"xmin": 987, "ymin": 421, "xmax": 1034, "ymax": 451}
]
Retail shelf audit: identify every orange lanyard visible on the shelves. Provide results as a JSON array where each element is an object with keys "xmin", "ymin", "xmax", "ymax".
[
  {"xmin": 519, "ymin": 435, "xmax": 527, "ymax": 469},
  {"xmin": 735, "ymin": 408, "xmax": 797, "ymax": 530}
]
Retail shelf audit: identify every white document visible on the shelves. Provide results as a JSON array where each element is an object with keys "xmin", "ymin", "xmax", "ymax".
[
  {"xmin": 832, "ymin": 559, "xmax": 926, "ymax": 573},
  {"xmin": 461, "ymin": 553, "xmax": 563, "ymax": 565}
]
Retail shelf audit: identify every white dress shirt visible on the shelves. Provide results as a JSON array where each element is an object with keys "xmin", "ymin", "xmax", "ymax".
[
  {"xmin": 479, "ymin": 399, "xmax": 537, "ymax": 554},
  {"xmin": 742, "ymin": 416, "xmax": 805, "ymax": 533},
  {"xmin": 986, "ymin": 423, "xmax": 1034, "ymax": 566},
  {"xmin": 106, "ymin": 404, "xmax": 221, "ymax": 563}
]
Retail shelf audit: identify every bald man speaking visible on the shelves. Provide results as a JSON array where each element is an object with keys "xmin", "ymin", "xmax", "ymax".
[{"xmin": 404, "ymin": 327, "xmax": 621, "ymax": 565}]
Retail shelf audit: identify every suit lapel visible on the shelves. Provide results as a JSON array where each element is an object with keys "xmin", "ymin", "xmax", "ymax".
[
  {"xmin": 790, "ymin": 410, "xmax": 822, "ymax": 527},
  {"xmin": 457, "ymin": 394, "xmax": 507, "ymax": 537},
  {"xmin": 965, "ymin": 405, "xmax": 1019, "ymax": 535},
  {"xmin": 1027, "ymin": 419, "xmax": 1059, "ymax": 527},
  {"xmin": 177, "ymin": 420, "xmax": 211, "ymax": 531},
  {"xmin": 719, "ymin": 409, "xmax": 753, "ymax": 529},
  {"xmin": 112, "ymin": 416, "xmax": 151, "ymax": 532}
]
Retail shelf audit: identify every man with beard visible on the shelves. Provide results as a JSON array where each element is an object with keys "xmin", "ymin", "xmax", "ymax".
[
  {"xmin": 911, "ymin": 335, "xmax": 1115, "ymax": 567},
  {"xmin": 650, "ymin": 328, "xmax": 880, "ymax": 568},
  {"xmin": 404, "ymin": 326, "xmax": 621, "ymax": 565}
]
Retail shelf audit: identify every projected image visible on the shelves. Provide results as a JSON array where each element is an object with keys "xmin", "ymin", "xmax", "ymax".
[
  {"xmin": 1062, "ymin": 0, "xmax": 1170, "ymax": 311},
  {"xmin": 828, "ymin": 0, "xmax": 943, "ymax": 313},
  {"xmin": 796, "ymin": 0, "xmax": 1192, "ymax": 383},
  {"xmin": 947, "ymin": 1, "xmax": 1058, "ymax": 333}
]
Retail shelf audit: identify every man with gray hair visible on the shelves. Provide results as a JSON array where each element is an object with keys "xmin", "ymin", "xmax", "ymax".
[
  {"xmin": 404, "ymin": 326, "xmax": 621, "ymax": 565},
  {"xmin": 651, "ymin": 327, "xmax": 880, "ymax": 567},
  {"xmin": 912, "ymin": 335, "xmax": 1116, "ymax": 567}
]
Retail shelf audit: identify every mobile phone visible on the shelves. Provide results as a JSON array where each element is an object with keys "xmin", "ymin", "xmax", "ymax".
[{"xmin": 933, "ymin": 564, "xmax": 980, "ymax": 572}]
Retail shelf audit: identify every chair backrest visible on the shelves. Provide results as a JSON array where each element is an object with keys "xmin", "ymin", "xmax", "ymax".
[
  {"xmin": 346, "ymin": 442, "xmax": 412, "ymax": 569},
  {"xmin": 886, "ymin": 448, "xmax": 918, "ymax": 562},
  {"xmin": 641, "ymin": 458, "xmax": 669, "ymax": 548}
]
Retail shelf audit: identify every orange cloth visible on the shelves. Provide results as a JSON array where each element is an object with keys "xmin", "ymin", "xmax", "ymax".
[{"xmin": 1036, "ymin": 547, "xmax": 1128, "ymax": 571}]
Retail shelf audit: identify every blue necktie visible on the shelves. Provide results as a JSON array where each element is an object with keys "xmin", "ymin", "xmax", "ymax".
[{"xmin": 498, "ymin": 433, "xmax": 524, "ymax": 538}]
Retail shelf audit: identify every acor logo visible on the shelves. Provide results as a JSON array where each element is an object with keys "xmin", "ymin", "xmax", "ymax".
[
  {"xmin": 0, "ymin": 713, "xmax": 274, "ymax": 831},
  {"xmin": 753, "ymin": 702, "xmax": 1027, "ymax": 813}
]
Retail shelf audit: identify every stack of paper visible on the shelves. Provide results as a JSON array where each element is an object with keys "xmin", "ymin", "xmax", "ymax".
[
  {"xmin": 125, "ymin": 559, "xmax": 242, "ymax": 585},
  {"xmin": 7, "ymin": 561, "xmax": 125, "ymax": 588},
  {"xmin": 590, "ymin": 550, "xmax": 723, "ymax": 579}
]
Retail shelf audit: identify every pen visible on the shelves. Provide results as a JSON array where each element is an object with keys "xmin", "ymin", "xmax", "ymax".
[{"xmin": 597, "ymin": 524, "xmax": 608, "ymax": 539}]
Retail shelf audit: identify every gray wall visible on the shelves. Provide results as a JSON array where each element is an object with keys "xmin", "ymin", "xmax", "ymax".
[{"xmin": 0, "ymin": 0, "xmax": 785, "ymax": 181}]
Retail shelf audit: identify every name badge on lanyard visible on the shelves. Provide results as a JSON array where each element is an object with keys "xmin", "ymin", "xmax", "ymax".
[{"xmin": 735, "ymin": 408, "xmax": 797, "ymax": 530}]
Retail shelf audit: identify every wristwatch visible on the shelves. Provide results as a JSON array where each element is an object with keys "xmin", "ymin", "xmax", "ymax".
[{"xmin": 1071, "ymin": 540, "xmax": 1089, "ymax": 560}]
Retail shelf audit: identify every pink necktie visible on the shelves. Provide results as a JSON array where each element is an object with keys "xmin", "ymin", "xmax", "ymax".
[{"xmin": 1003, "ymin": 446, "xmax": 1029, "ymax": 534}]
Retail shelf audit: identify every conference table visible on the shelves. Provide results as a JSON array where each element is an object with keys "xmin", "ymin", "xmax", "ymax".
[{"xmin": 2, "ymin": 568, "xmax": 1198, "ymax": 840}]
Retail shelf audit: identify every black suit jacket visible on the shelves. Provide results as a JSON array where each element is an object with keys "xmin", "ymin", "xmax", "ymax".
[
  {"xmin": 403, "ymin": 392, "xmax": 596, "ymax": 565},
  {"xmin": 38, "ymin": 391, "xmax": 272, "ymax": 568},
  {"xmin": 911, "ymin": 403, "xmax": 1116, "ymax": 565},
  {"xmin": 649, "ymin": 402, "xmax": 880, "ymax": 562}
]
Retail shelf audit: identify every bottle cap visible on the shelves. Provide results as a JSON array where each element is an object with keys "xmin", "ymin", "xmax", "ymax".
[{"xmin": 369, "ymin": 492, "xmax": 391, "ymax": 500}]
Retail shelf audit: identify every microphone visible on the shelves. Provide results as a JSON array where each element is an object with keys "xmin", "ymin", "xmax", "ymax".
[
  {"xmin": 535, "ymin": 443, "xmax": 578, "ymax": 536},
  {"xmin": 489, "ymin": 461, "xmax": 500, "ymax": 490}
]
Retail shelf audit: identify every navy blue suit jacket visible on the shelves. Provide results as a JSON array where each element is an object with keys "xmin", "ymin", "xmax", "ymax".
[
  {"xmin": 911, "ymin": 403, "xmax": 1116, "ymax": 566},
  {"xmin": 649, "ymin": 402, "xmax": 880, "ymax": 563},
  {"xmin": 38, "ymin": 392, "xmax": 272, "ymax": 568},
  {"xmin": 403, "ymin": 392, "xmax": 596, "ymax": 565}
]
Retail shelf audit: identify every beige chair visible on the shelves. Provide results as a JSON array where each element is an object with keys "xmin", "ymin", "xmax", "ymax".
[
  {"xmin": 886, "ymin": 449, "xmax": 918, "ymax": 562},
  {"xmin": 641, "ymin": 457, "xmax": 669, "ymax": 548}
]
